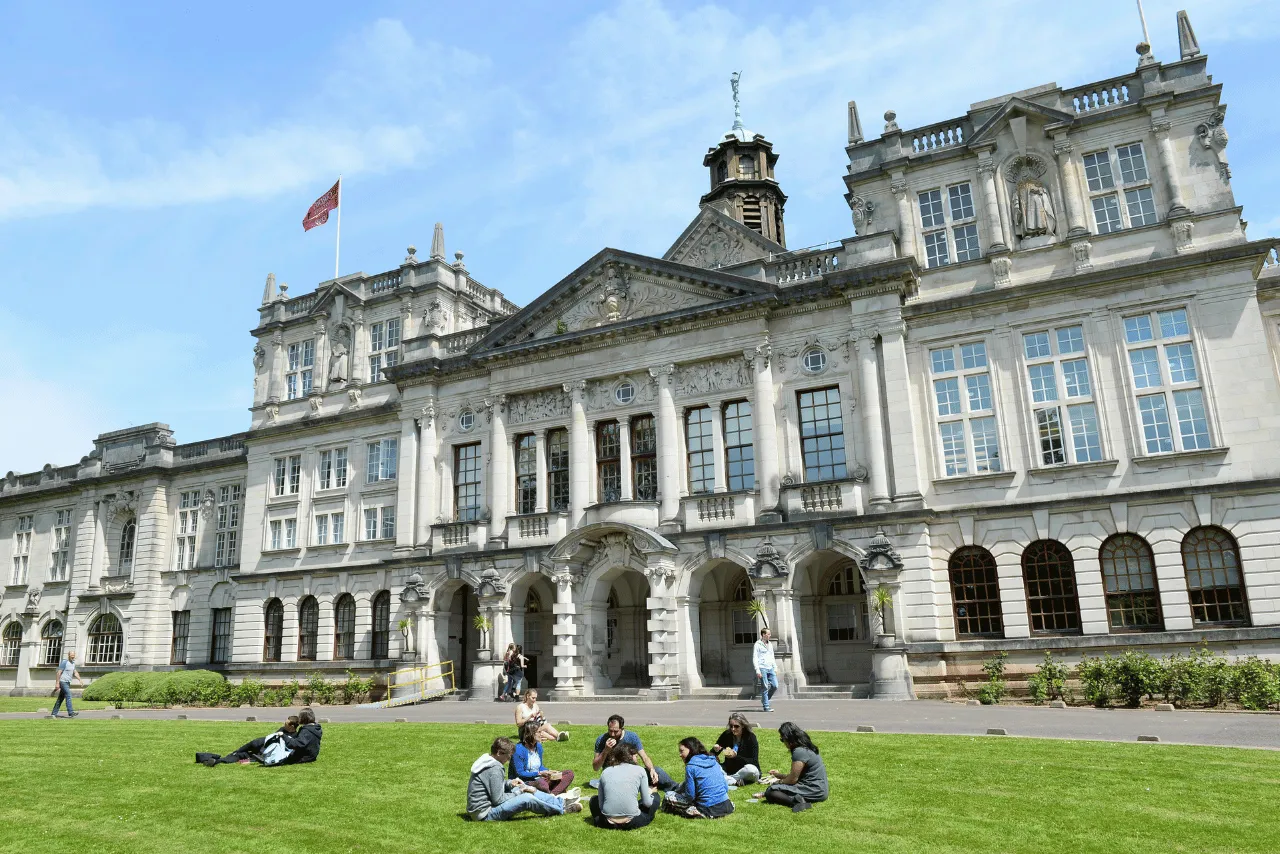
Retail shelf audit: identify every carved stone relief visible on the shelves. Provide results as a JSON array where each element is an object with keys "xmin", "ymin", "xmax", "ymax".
[
  {"xmin": 681, "ymin": 224, "xmax": 748, "ymax": 269},
  {"xmin": 507, "ymin": 389, "xmax": 572, "ymax": 425},
  {"xmin": 672, "ymin": 356, "xmax": 752, "ymax": 398},
  {"xmin": 1196, "ymin": 112, "xmax": 1230, "ymax": 181},
  {"xmin": 547, "ymin": 267, "xmax": 704, "ymax": 335},
  {"xmin": 584, "ymin": 375, "xmax": 656, "ymax": 411},
  {"xmin": 774, "ymin": 336, "xmax": 849, "ymax": 376},
  {"xmin": 849, "ymin": 196, "xmax": 875, "ymax": 235}
]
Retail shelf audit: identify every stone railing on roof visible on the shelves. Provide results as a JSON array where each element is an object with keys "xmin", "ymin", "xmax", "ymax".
[
  {"xmin": 907, "ymin": 117, "xmax": 973, "ymax": 154},
  {"xmin": 1063, "ymin": 73, "xmax": 1139, "ymax": 115},
  {"xmin": 174, "ymin": 434, "xmax": 248, "ymax": 462},
  {"xmin": 440, "ymin": 327, "xmax": 489, "ymax": 354},
  {"xmin": 284, "ymin": 293, "xmax": 318, "ymax": 316},
  {"xmin": 767, "ymin": 244, "xmax": 843, "ymax": 285},
  {"xmin": 366, "ymin": 271, "xmax": 402, "ymax": 294}
]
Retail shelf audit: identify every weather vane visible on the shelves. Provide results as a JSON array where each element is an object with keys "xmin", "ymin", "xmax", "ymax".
[{"xmin": 730, "ymin": 71, "xmax": 743, "ymax": 132}]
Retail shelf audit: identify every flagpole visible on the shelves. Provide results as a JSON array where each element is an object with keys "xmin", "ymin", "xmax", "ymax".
[{"xmin": 334, "ymin": 175, "xmax": 342, "ymax": 280}]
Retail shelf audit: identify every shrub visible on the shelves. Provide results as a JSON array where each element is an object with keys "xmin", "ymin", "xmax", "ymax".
[
  {"xmin": 1112, "ymin": 651, "xmax": 1161, "ymax": 708},
  {"xmin": 1202, "ymin": 654, "xmax": 1232, "ymax": 707},
  {"xmin": 307, "ymin": 672, "xmax": 336, "ymax": 706},
  {"xmin": 1026, "ymin": 651, "xmax": 1068, "ymax": 704},
  {"xmin": 1231, "ymin": 657, "xmax": 1280, "ymax": 711},
  {"xmin": 279, "ymin": 679, "xmax": 300, "ymax": 706},
  {"xmin": 1077, "ymin": 655, "xmax": 1114, "ymax": 708},
  {"xmin": 340, "ymin": 670, "xmax": 374, "ymax": 705},
  {"xmin": 81, "ymin": 670, "xmax": 228, "ymax": 706},
  {"xmin": 978, "ymin": 652, "xmax": 1007, "ymax": 705},
  {"xmin": 230, "ymin": 678, "xmax": 266, "ymax": 707}
]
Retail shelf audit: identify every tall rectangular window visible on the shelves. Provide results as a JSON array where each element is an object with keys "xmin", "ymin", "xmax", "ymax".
[
  {"xmin": 596, "ymin": 421, "xmax": 621, "ymax": 503},
  {"xmin": 366, "ymin": 438, "xmax": 398, "ymax": 483},
  {"xmin": 1022, "ymin": 325, "xmax": 1103, "ymax": 466},
  {"xmin": 214, "ymin": 484, "xmax": 241, "ymax": 567},
  {"xmin": 919, "ymin": 182, "xmax": 980, "ymax": 268},
  {"xmin": 685, "ymin": 407, "xmax": 714, "ymax": 495},
  {"xmin": 454, "ymin": 443, "xmax": 482, "ymax": 521},
  {"xmin": 1124, "ymin": 307, "xmax": 1210, "ymax": 454},
  {"xmin": 723, "ymin": 401, "xmax": 754, "ymax": 491},
  {"xmin": 11, "ymin": 515, "xmax": 32, "ymax": 585},
  {"xmin": 631, "ymin": 415, "xmax": 658, "ymax": 501},
  {"xmin": 1085, "ymin": 143, "xmax": 1155, "ymax": 235},
  {"xmin": 289, "ymin": 455, "xmax": 302, "ymax": 494},
  {"xmin": 176, "ymin": 490, "xmax": 201, "ymax": 570},
  {"xmin": 273, "ymin": 457, "xmax": 287, "ymax": 496},
  {"xmin": 930, "ymin": 342, "xmax": 1001, "ymax": 476},
  {"xmin": 798, "ymin": 387, "xmax": 847, "ymax": 482},
  {"xmin": 286, "ymin": 339, "xmax": 315, "ymax": 400},
  {"xmin": 171, "ymin": 610, "xmax": 190, "ymax": 664},
  {"xmin": 369, "ymin": 318, "xmax": 401, "ymax": 382},
  {"xmin": 210, "ymin": 608, "xmax": 232, "ymax": 664},
  {"xmin": 315, "ymin": 513, "xmax": 329, "ymax": 545},
  {"xmin": 316, "ymin": 447, "xmax": 348, "ymax": 489},
  {"xmin": 547, "ymin": 428, "xmax": 570, "ymax": 512},
  {"xmin": 284, "ymin": 518, "xmax": 297, "ymax": 549},
  {"xmin": 515, "ymin": 434, "xmax": 537, "ymax": 514},
  {"xmin": 363, "ymin": 507, "xmax": 395, "ymax": 540},
  {"xmin": 50, "ymin": 509, "xmax": 72, "ymax": 582},
  {"xmin": 269, "ymin": 520, "xmax": 282, "ymax": 551}
]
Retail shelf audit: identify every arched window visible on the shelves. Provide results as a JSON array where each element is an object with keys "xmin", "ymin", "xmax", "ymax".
[
  {"xmin": 738, "ymin": 155, "xmax": 756, "ymax": 178},
  {"xmin": 118, "ymin": 521, "xmax": 136, "ymax": 575},
  {"xmin": 716, "ymin": 160, "xmax": 728, "ymax": 183},
  {"xmin": 263, "ymin": 599, "xmax": 284, "ymax": 662},
  {"xmin": 371, "ymin": 591, "xmax": 391, "ymax": 659},
  {"xmin": 1099, "ymin": 534, "xmax": 1162, "ymax": 631},
  {"xmin": 334, "ymin": 594, "xmax": 356, "ymax": 660},
  {"xmin": 949, "ymin": 546, "xmax": 1004, "ymax": 638},
  {"xmin": 87, "ymin": 613, "xmax": 123, "ymax": 664},
  {"xmin": 1182, "ymin": 526, "xmax": 1249, "ymax": 626},
  {"xmin": 731, "ymin": 576, "xmax": 756, "ymax": 645},
  {"xmin": 1022, "ymin": 540, "xmax": 1081, "ymax": 634},
  {"xmin": 41, "ymin": 620, "xmax": 64, "ymax": 666},
  {"xmin": 825, "ymin": 565, "xmax": 867, "ymax": 642},
  {"xmin": 1, "ymin": 622, "xmax": 21, "ymax": 666},
  {"xmin": 298, "ymin": 596, "xmax": 319, "ymax": 661}
]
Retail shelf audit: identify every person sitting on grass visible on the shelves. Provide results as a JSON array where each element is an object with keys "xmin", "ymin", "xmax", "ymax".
[
  {"xmin": 591, "ymin": 714, "xmax": 674, "ymax": 791},
  {"xmin": 663, "ymin": 737, "xmax": 735, "ymax": 819},
  {"xmin": 514, "ymin": 688, "xmax": 566, "ymax": 742},
  {"xmin": 752, "ymin": 721, "xmax": 828, "ymax": 813},
  {"xmin": 196, "ymin": 707, "xmax": 323, "ymax": 767},
  {"xmin": 511, "ymin": 720, "xmax": 576, "ymax": 795},
  {"xmin": 711, "ymin": 712, "xmax": 760, "ymax": 788},
  {"xmin": 467, "ymin": 736, "xmax": 582, "ymax": 821},
  {"xmin": 589, "ymin": 743, "xmax": 662, "ymax": 830}
]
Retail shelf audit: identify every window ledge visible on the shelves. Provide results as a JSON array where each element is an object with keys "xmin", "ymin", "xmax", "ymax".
[
  {"xmin": 586, "ymin": 499, "xmax": 659, "ymax": 510},
  {"xmin": 307, "ymin": 542, "xmax": 350, "ymax": 552},
  {"xmin": 931, "ymin": 469, "xmax": 1017, "ymax": 488},
  {"xmin": 1131, "ymin": 447, "xmax": 1229, "ymax": 468},
  {"xmin": 361, "ymin": 481, "xmax": 398, "ymax": 495},
  {"xmin": 261, "ymin": 547, "xmax": 302, "ymax": 556},
  {"xmin": 312, "ymin": 487, "xmax": 349, "ymax": 499},
  {"xmin": 267, "ymin": 495, "xmax": 301, "ymax": 506},
  {"xmin": 356, "ymin": 538, "xmax": 396, "ymax": 547},
  {"xmin": 1026, "ymin": 459, "xmax": 1120, "ymax": 480},
  {"xmin": 4, "ymin": 583, "xmax": 30, "ymax": 591},
  {"xmin": 42, "ymin": 580, "xmax": 69, "ymax": 586}
]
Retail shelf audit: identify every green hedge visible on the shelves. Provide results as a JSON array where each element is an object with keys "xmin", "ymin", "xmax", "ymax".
[
  {"xmin": 81, "ymin": 670, "xmax": 376, "ymax": 707},
  {"xmin": 1071, "ymin": 648, "xmax": 1280, "ymax": 710}
]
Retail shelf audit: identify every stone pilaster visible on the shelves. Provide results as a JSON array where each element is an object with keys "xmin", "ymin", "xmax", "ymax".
[
  {"xmin": 563, "ymin": 381, "xmax": 588, "ymax": 527},
  {"xmin": 745, "ymin": 341, "xmax": 780, "ymax": 518},
  {"xmin": 644, "ymin": 558, "xmax": 679, "ymax": 698},
  {"xmin": 534, "ymin": 429, "xmax": 548, "ymax": 514},
  {"xmin": 486, "ymin": 395, "xmax": 509, "ymax": 543},
  {"xmin": 550, "ymin": 572, "xmax": 584, "ymax": 698},
  {"xmin": 1052, "ymin": 135, "xmax": 1090, "ymax": 238},
  {"xmin": 1149, "ymin": 113, "xmax": 1190, "ymax": 217},
  {"xmin": 395, "ymin": 415, "xmax": 418, "ymax": 550},
  {"xmin": 649, "ymin": 364, "xmax": 680, "ymax": 525},
  {"xmin": 415, "ymin": 400, "xmax": 438, "ymax": 545},
  {"xmin": 890, "ymin": 176, "xmax": 916, "ymax": 262},
  {"xmin": 853, "ymin": 330, "xmax": 890, "ymax": 506}
]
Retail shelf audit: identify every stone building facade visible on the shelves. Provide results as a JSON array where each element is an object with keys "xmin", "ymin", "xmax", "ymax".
[{"xmin": 4, "ymin": 14, "xmax": 1280, "ymax": 699}]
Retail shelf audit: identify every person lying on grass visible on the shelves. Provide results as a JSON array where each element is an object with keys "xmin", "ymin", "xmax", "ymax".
[
  {"xmin": 514, "ymin": 689, "xmax": 566, "ymax": 742},
  {"xmin": 710, "ymin": 712, "xmax": 761, "ymax": 788},
  {"xmin": 467, "ymin": 736, "xmax": 583, "ymax": 821},
  {"xmin": 752, "ymin": 721, "xmax": 828, "ymax": 813},
  {"xmin": 590, "ymin": 714, "xmax": 674, "ymax": 791},
  {"xmin": 663, "ymin": 737, "xmax": 735, "ymax": 819},
  {"xmin": 511, "ymin": 720, "xmax": 576, "ymax": 795},
  {"xmin": 196, "ymin": 707, "xmax": 323, "ymax": 767},
  {"xmin": 589, "ymin": 743, "xmax": 662, "ymax": 830}
]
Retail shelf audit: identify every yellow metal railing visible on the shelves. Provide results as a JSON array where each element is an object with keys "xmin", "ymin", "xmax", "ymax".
[{"xmin": 382, "ymin": 660, "xmax": 456, "ymax": 707}]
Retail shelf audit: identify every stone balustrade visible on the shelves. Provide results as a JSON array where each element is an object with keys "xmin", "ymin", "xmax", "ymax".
[
  {"xmin": 366, "ymin": 271, "xmax": 402, "ymax": 294},
  {"xmin": 768, "ymin": 246, "xmax": 843, "ymax": 284},
  {"xmin": 284, "ymin": 293, "xmax": 318, "ymax": 316},
  {"xmin": 780, "ymin": 477, "xmax": 865, "ymax": 519},
  {"xmin": 680, "ymin": 491, "xmax": 757, "ymax": 531},
  {"xmin": 431, "ymin": 520, "xmax": 485, "ymax": 551},
  {"xmin": 1064, "ymin": 74, "xmax": 1136, "ymax": 114},
  {"xmin": 908, "ymin": 119, "xmax": 971, "ymax": 154},
  {"xmin": 507, "ymin": 511, "xmax": 569, "ymax": 547},
  {"xmin": 439, "ymin": 327, "xmax": 488, "ymax": 354},
  {"xmin": 175, "ymin": 434, "xmax": 248, "ymax": 461}
]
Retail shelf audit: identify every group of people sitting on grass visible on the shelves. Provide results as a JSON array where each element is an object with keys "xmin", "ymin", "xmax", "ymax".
[{"xmin": 466, "ymin": 709, "xmax": 828, "ymax": 826}]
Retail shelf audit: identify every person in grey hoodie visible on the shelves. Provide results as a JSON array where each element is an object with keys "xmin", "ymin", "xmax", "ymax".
[{"xmin": 466, "ymin": 737, "xmax": 583, "ymax": 821}]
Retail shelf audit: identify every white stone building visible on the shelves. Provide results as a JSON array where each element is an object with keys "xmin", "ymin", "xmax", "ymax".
[{"xmin": 4, "ymin": 13, "xmax": 1280, "ymax": 699}]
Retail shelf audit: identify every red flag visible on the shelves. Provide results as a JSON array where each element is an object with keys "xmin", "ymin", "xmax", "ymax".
[{"xmin": 303, "ymin": 180, "xmax": 340, "ymax": 231}]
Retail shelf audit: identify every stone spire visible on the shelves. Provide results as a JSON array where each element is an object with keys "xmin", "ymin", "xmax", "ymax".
[
  {"xmin": 261, "ymin": 272, "xmax": 276, "ymax": 305},
  {"xmin": 847, "ymin": 100, "xmax": 864, "ymax": 145},
  {"xmin": 1177, "ymin": 10, "xmax": 1200, "ymax": 59},
  {"xmin": 430, "ymin": 222, "xmax": 446, "ymax": 261}
]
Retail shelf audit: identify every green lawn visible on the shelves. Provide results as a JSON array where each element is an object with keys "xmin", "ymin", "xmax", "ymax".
[
  {"xmin": 0, "ymin": 697, "xmax": 111, "ymax": 713},
  {"xmin": 1, "ymin": 720, "xmax": 1275, "ymax": 854}
]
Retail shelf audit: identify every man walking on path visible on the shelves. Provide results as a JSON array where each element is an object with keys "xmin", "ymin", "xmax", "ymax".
[
  {"xmin": 753, "ymin": 628, "xmax": 778, "ymax": 713},
  {"xmin": 51, "ymin": 650, "xmax": 82, "ymax": 718}
]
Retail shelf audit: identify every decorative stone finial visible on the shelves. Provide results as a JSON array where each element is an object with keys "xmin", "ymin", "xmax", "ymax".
[
  {"xmin": 883, "ymin": 110, "xmax": 899, "ymax": 134},
  {"xmin": 453, "ymin": 250, "xmax": 466, "ymax": 271},
  {"xmin": 847, "ymin": 100, "xmax": 864, "ymax": 145},
  {"xmin": 278, "ymin": 282, "xmax": 289, "ymax": 300},
  {"xmin": 262, "ymin": 272, "xmax": 277, "ymax": 305},
  {"xmin": 1177, "ymin": 10, "xmax": 1200, "ymax": 59},
  {"xmin": 1136, "ymin": 42, "xmax": 1156, "ymax": 67},
  {"xmin": 431, "ymin": 222, "xmax": 446, "ymax": 261}
]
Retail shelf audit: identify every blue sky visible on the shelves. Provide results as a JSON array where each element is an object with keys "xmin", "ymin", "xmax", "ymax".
[{"xmin": 1, "ymin": 0, "xmax": 1277, "ymax": 474}]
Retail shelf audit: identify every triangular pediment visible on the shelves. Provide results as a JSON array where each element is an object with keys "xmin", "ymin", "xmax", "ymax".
[
  {"xmin": 474, "ymin": 248, "xmax": 775, "ymax": 352},
  {"xmin": 290, "ymin": 279, "xmax": 366, "ymax": 320},
  {"xmin": 967, "ymin": 97, "xmax": 1077, "ymax": 148},
  {"xmin": 663, "ymin": 204, "xmax": 784, "ymax": 269}
]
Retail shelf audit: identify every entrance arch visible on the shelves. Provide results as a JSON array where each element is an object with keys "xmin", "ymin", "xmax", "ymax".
[
  {"xmin": 434, "ymin": 582, "xmax": 479, "ymax": 689},
  {"xmin": 795, "ymin": 551, "xmax": 872, "ymax": 686},
  {"xmin": 689, "ymin": 561, "xmax": 757, "ymax": 687},
  {"xmin": 508, "ymin": 572, "xmax": 557, "ymax": 690},
  {"xmin": 583, "ymin": 568, "xmax": 651, "ymax": 689}
]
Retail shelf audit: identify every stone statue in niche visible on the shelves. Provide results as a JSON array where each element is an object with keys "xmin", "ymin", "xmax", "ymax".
[
  {"xmin": 595, "ymin": 264, "xmax": 629, "ymax": 325},
  {"xmin": 1005, "ymin": 153, "xmax": 1057, "ymax": 240},
  {"xmin": 328, "ymin": 326, "xmax": 350, "ymax": 384}
]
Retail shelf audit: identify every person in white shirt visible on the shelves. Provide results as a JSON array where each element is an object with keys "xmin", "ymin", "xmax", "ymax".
[{"xmin": 752, "ymin": 627, "xmax": 778, "ymax": 713}]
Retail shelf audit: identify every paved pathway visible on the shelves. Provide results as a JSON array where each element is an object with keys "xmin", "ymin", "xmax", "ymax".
[{"xmin": 6, "ymin": 699, "xmax": 1277, "ymax": 750}]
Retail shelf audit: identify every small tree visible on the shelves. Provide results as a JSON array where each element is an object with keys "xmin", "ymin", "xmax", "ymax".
[
  {"xmin": 872, "ymin": 586, "xmax": 894, "ymax": 639},
  {"xmin": 473, "ymin": 614, "xmax": 493, "ymax": 652},
  {"xmin": 745, "ymin": 599, "xmax": 768, "ymax": 630}
]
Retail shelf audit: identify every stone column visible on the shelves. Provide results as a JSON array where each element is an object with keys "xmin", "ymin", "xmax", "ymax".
[
  {"xmin": 534, "ymin": 429, "xmax": 548, "ymax": 514},
  {"xmin": 395, "ymin": 415, "xmax": 418, "ymax": 550},
  {"xmin": 14, "ymin": 616, "xmax": 34, "ymax": 690},
  {"xmin": 976, "ymin": 157, "xmax": 1009, "ymax": 251},
  {"xmin": 1150, "ymin": 116, "xmax": 1189, "ymax": 216},
  {"xmin": 400, "ymin": 295, "xmax": 415, "ymax": 341},
  {"xmin": 486, "ymin": 395, "xmax": 508, "ymax": 542},
  {"xmin": 313, "ymin": 317, "xmax": 329, "ymax": 394},
  {"xmin": 649, "ymin": 365, "xmax": 680, "ymax": 523},
  {"xmin": 854, "ymin": 331, "xmax": 890, "ymax": 506},
  {"xmin": 618, "ymin": 420, "xmax": 632, "ymax": 501},
  {"xmin": 550, "ymin": 573, "xmax": 583, "ymax": 697},
  {"xmin": 266, "ymin": 331, "xmax": 284, "ymax": 403},
  {"xmin": 1051, "ymin": 136, "xmax": 1089, "ymax": 237},
  {"xmin": 710, "ymin": 404, "xmax": 728, "ymax": 492},
  {"xmin": 350, "ymin": 309, "xmax": 368, "ymax": 384},
  {"xmin": 644, "ymin": 560, "xmax": 679, "ymax": 698},
  {"xmin": 674, "ymin": 594, "xmax": 703, "ymax": 691},
  {"xmin": 745, "ymin": 343, "xmax": 780, "ymax": 517},
  {"xmin": 438, "ymin": 456, "xmax": 454, "ymax": 522},
  {"xmin": 879, "ymin": 324, "xmax": 921, "ymax": 502},
  {"xmin": 890, "ymin": 176, "xmax": 916, "ymax": 262},
  {"xmin": 564, "ymin": 381, "xmax": 589, "ymax": 527},
  {"xmin": 415, "ymin": 401, "xmax": 438, "ymax": 545}
]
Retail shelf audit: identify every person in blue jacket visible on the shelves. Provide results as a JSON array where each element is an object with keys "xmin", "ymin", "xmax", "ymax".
[
  {"xmin": 511, "ymin": 720, "xmax": 577, "ymax": 795},
  {"xmin": 662, "ymin": 736, "xmax": 735, "ymax": 819}
]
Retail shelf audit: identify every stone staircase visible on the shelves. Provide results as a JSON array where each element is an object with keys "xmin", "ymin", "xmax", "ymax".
[{"xmin": 790, "ymin": 683, "xmax": 871, "ymax": 700}]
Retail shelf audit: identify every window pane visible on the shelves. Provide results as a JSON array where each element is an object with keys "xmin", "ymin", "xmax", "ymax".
[
  {"xmin": 918, "ymin": 189, "xmax": 944, "ymax": 228},
  {"xmin": 1022, "ymin": 541, "xmax": 1081, "ymax": 634},
  {"xmin": 1158, "ymin": 309, "xmax": 1189, "ymax": 338},
  {"xmin": 1116, "ymin": 143, "xmax": 1149, "ymax": 183},
  {"xmin": 930, "ymin": 347, "xmax": 955, "ymax": 374},
  {"xmin": 953, "ymin": 223, "xmax": 980, "ymax": 262},
  {"xmin": 1124, "ymin": 315, "xmax": 1154, "ymax": 343},
  {"xmin": 1023, "ymin": 332, "xmax": 1051, "ymax": 359},
  {"xmin": 1056, "ymin": 326, "xmax": 1085, "ymax": 355},
  {"xmin": 966, "ymin": 373, "xmax": 993, "ymax": 411},
  {"xmin": 1092, "ymin": 194, "xmax": 1122, "ymax": 233},
  {"xmin": 1137, "ymin": 395, "xmax": 1174, "ymax": 453},
  {"xmin": 1182, "ymin": 527, "xmax": 1248, "ymax": 625},
  {"xmin": 949, "ymin": 547, "xmax": 1004, "ymax": 637},
  {"xmin": 1067, "ymin": 403, "xmax": 1103, "ymax": 462},
  {"xmin": 1027, "ymin": 364, "xmax": 1058, "ymax": 403},
  {"xmin": 367, "ymin": 442, "xmax": 381, "ymax": 483},
  {"xmin": 685, "ymin": 407, "xmax": 714, "ymax": 494},
  {"xmin": 1083, "ymin": 151, "xmax": 1115, "ymax": 191},
  {"xmin": 798, "ymin": 387, "xmax": 846, "ymax": 481},
  {"xmin": 381, "ymin": 438, "xmax": 398, "ymax": 480},
  {"xmin": 960, "ymin": 342, "xmax": 987, "ymax": 369},
  {"xmin": 723, "ymin": 402, "xmax": 754, "ymax": 492},
  {"xmin": 1036, "ymin": 407, "xmax": 1066, "ymax": 465},
  {"xmin": 970, "ymin": 417, "xmax": 1001, "ymax": 472},
  {"xmin": 948, "ymin": 183, "xmax": 975, "ymax": 220},
  {"xmin": 1124, "ymin": 187, "xmax": 1157, "ymax": 227},
  {"xmin": 365, "ymin": 508, "xmax": 379, "ymax": 540},
  {"xmin": 1173, "ymin": 389, "xmax": 1211, "ymax": 450},
  {"xmin": 1100, "ymin": 534, "xmax": 1162, "ymax": 630},
  {"xmin": 1165, "ymin": 342, "xmax": 1197, "ymax": 383},
  {"xmin": 1061, "ymin": 359, "xmax": 1091, "ymax": 397},
  {"xmin": 934, "ymin": 378, "xmax": 961, "ymax": 416},
  {"xmin": 939, "ymin": 422, "xmax": 968, "ymax": 476},
  {"xmin": 924, "ymin": 231, "xmax": 949, "ymax": 268},
  {"xmin": 1129, "ymin": 348, "xmax": 1162, "ymax": 389}
]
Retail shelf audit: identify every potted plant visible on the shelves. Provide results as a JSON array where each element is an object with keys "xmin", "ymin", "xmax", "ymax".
[
  {"xmin": 872, "ymin": 585, "xmax": 896, "ymax": 647},
  {"xmin": 473, "ymin": 614, "xmax": 493, "ymax": 658},
  {"xmin": 745, "ymin": 598, "xmax": 769, "ymax": 630}
]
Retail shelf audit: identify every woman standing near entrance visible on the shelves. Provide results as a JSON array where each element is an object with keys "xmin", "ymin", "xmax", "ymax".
[
  {"xmin": 514, "ymin": 689, "xmax": 566, "ymax": 742},
  {"xmin": 500, "ymin": 643, "xmax": 518, "ymax": 700}
]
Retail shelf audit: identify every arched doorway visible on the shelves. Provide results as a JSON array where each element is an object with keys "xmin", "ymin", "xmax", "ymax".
[
  {"xmin": 437, "ymin": 583, "xmax": 479, "ymax": 689},
  {"xmin": 795, "ymin": 553, "xmax": 872, "ymax": 686},
  {"xmin": 509, "ymin": 574, "xmax": 557, "ymax": 690},
  {"xmin": 586, "ymin": 568, "xmax": 650, "ymax": 690},
  {"xmin": 692, "ymin": 562, "xmax": 757, "ymax": 687}
]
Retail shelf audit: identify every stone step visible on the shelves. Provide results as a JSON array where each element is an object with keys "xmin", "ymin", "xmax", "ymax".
[
  {"xmin": 791, "ymin": 684, "xmax": 871, "ymax": 699},
  {"xmin": 689, "ymin": 687, "xmax": 755, "ymax": 699}
]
